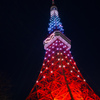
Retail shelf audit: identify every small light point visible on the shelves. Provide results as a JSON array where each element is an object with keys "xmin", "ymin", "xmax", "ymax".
[
  {"xmin": 77, "ymin": 75, "xmax": 80, "ymax": 77},
  {"xmin": 59, "ymin": 65, "xmax": 61, "ymax": 68},
  {"xmin": 51, "ymin": 71, "xmax": 53, "ymax": 73},
  {"xmin": 40, "ymin": 71, "xmax": 42, "ymax": 73},
  {"xmin": 43, "ymin": 76, "xmax": 46, "ymax": 78}
]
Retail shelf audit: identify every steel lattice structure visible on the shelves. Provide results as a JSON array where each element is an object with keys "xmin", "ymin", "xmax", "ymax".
[{"xmin": 26, "ymin": 1, "xmax": 100, "ymax": 100}]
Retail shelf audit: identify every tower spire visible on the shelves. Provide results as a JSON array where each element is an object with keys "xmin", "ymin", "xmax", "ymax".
[
  {"xmin": 48, "ymin": 0, "xmax": 64, "ymax": 34},
  {"xmin": 52, "ymin": 0, "xmax": 55, "ymax": 5}
]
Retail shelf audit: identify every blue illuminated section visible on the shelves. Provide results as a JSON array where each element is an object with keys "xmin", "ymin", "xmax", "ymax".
[{"xmin": 48, "ymin": 6, "xmax": 64, "ymax": 34}]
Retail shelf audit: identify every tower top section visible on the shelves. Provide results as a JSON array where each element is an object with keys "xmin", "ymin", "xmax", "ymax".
[
  {"xmin": 50, "ymin": 5, "xmax": 58, "ymax": 17},
  {"xmin": 45, "ymin": 1, "xmax": 70, "ymax": 50},
  {"xmin": 52, "ymin": 0, "xmax": 55, "ymax": 5},
  {"xmin": 50, "ymin": 0, "xmax": 58, "ymax": 18},
  {"xmin": 48, "ymin": 0, "xmax": 64, "ymax": 34}
]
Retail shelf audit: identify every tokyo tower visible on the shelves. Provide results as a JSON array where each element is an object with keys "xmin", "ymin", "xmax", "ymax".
[{"xmin": 26, "ymin": 0, "xmax": 100, "ymax": 100}]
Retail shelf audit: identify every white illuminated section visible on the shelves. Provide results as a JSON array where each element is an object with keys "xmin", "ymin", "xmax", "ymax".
[
  {"xmin": 47, "ymin": 60, "xmax": 49, "ymax": 62},
  {"xmin": 52, "ymin": 56, "xmax": 54, "ymax": 59},
  {"xmin": 51, "ymin": 71, "xmax": 53, "ymax": 73},
  {"xmin": 43, "ymin": 76, "xmax": 46, "ymax": 78},
  {"xmin": 70, "ymin": 70, "xmax": 73, "ymax": 73},
  {"xmin": 43, "ymin": 31, "xmax": 71, "ymax": 51},
  {"xmin": 58, "ymin": 58, "xmax": 60, "ymax": 61},
  {"xmin": 62, "ymin": 58, "xmax": 64, "ymax": 61},
  {"xmin": 50, "ymin": 10, "xmax": 58, "ymax": 17},
  {"xmin": 46, "ymin": 67, "xmax": 48, "ymax": 70},
  {"xmin": 36, "ymin": 80, "xmax": 38, "ymax": 83},
  {"xmin": 59, "ymin": 65, "xmax": 61, "ymax": 68},
  {"xmin": 40, "ymin": 71, "xmax": 42, "ymax": 73},
  {"xmin": 78, "ymin": 70, "xmax": 80, "ymax": 72},
  {"xmin": 73, "ymin": 66, "xmax": 75, "ymax": 69},
  {"xmin": 83, "ymin": 79, "xmax": 86, "ymax": 82},
  {"xmin": 43, "ymin": 63, "xmax": 45, "ymax": 66},
  {"xmin": 77, "ymin": 75, "xmax": 80, "ymax": 77},
  {"xmin": 63, "ymin": 65, "xmax": 65, "ymax": 68},
  {"xmin": 52, "ymin": 63, "xmax": 54, "ymax": 65},
  {"xmin": 67, "ymin": 62, "xmax": 69, "ymax": 65}
]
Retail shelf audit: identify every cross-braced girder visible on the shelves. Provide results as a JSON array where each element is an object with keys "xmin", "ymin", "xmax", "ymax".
[{"xmin": 26, "ymin": 39, "xmax": 100, "ymax": 100}]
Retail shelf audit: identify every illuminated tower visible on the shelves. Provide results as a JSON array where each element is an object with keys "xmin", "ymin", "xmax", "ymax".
[{"xmin": 26, "ymin": 0, "xmax": 100, "ymax": 100}]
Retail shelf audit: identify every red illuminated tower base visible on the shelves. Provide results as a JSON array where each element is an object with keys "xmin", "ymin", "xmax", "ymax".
[
  {"xmin": 26, "ymin": 1, "xmax": 100, "ymax": 100},
  {"xmin": 26, "ymin": 31, "xmax": 100, "ymax": 100}
]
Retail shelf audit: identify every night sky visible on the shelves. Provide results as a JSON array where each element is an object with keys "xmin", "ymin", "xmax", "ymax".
[{"xmin": 0, "ymin": 0, "xmax": 100, "ymax": 100}]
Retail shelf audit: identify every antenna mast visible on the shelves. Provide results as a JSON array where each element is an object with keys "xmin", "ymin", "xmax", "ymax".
[{"xmin": 52, "ymin": 0, "xmax": 55, "ymax": 5}]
